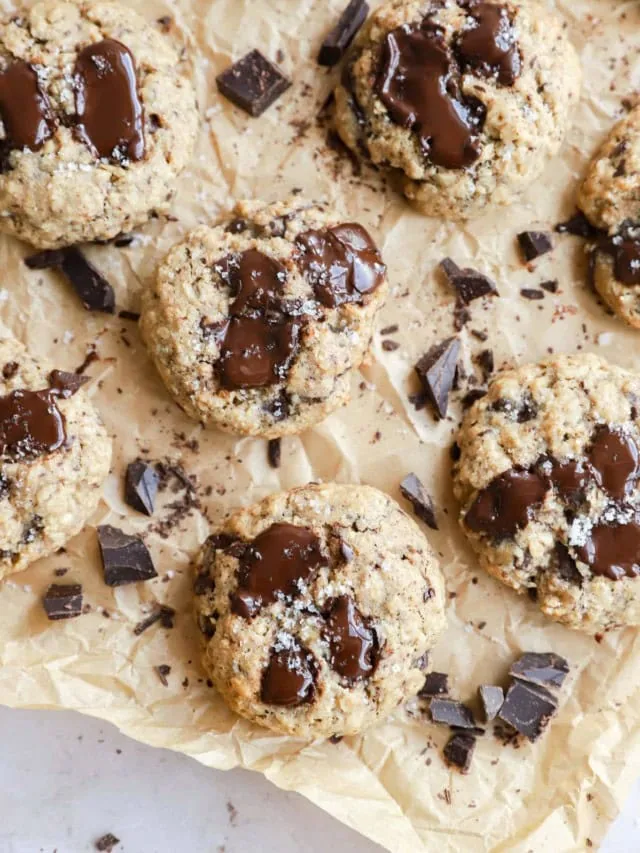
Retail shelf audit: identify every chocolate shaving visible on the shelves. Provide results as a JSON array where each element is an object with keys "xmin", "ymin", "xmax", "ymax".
[
  {"xmin": 399, "ymin": 473, "xmax": 438, "ymax": 529},
  {"xmin": 415, "ymin": 337, "xmax": 460, "ymax": 420}
]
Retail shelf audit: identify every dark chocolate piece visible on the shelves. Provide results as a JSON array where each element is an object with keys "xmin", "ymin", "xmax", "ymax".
[
  {"xmin": 418, "ymin": 671, "xmax": 449, "ymax": 698},
  {"xmin": 540, "ymin": 279, "xmax": 559, "ymax": 293},
  {"xmin": 509, "ymin": 652, "xmax": 569, "ymax": 689},
  {"xmin": 318, "ymin": 0, "xmax": 369, "ymax": 67},
  {"xmin": 520, "ymin": 288, "xmax": 544, "ymax": 300},
  {"xmin": 415, "ymin": 337, "xmax": 460, "ymax": 420},
  {"xmin": 0, "ymin": 61, "xmax": 55, "ymax": 155},
  {"xmin": 457, "ymin": 3, "xmax": 521, "ymax": 86},
  {"xmin": 261, "ymin": 640, "xmax": 317, "ymax": 706},
  {"xmin": 43, "ymin": 583, "xmax": 83, "ymax": 620},
  {"xmin": 216, "ymin": 50, "xmax": 291, "ymax": 117},
  {"xmin": 430, "ymin": 698, "xmax": 477, "ymax": 729},
  {"xmin": 48, "ymin": 370, "xmax": 89, "ymax": 397},
  {"xmin": 498, "ymin": 680, "xmax": 557, "ymax": 741},
  {"xmin": 97, "ymin": 525, "xmax": 158, "ymax": 586},
  {"xmin": 588, "ymin": 426, "xmax": 639, "ymax": 499},
  {"xmin": 267, "ymin": 437, "xmax": 281, "ymax": 469},
  {"xmin": 555, "ymin": 212, "xmax": 598, "ymax": 238},
  {"xmin": 25, "ymin": 247, "xmax": 115, "ymax": 313},
  {"xmin": 0, "ymin": 385, "xmax": 68, "ymax": 461},
  {"xmin": 399, "ymin": 473, "xmax": 438, "ymax": 529},
  {"xmin": 74, "ymin": 39, "xmax": 145, "ymax": 163},
  {"xmin": 324, "ymin": 595, "xmax": 377, "ymax": 682},
  {"xmin": 443, "ymin": 732, "xmax": 476, "ymax": 774},
  {"xmin": 95, "ymin": 834, "xmax": 120, "ymax": 852},
  {"xmin": 155, "ymin": 664, "xmax": 171, "ymax": 686},
  {"xmin": 231, "ymin": 523, "xmax": 327, "ymax": 617},
  {"xmin": 596, "ymin": 221, "xmax": 640, "ymax": 285},
  {"xmin": 576, "ymin": 520, "xmax": 640, "ymax": 580},
  {"xmin": 462, "ymin": 388, "xmax": 487, "ymax": 409},
  {"xmin": 476, "ymin": 348, "xmax": 494, "ymax": 380},
  {"xmin": 125, "ymin": 460, "xmax": 159, "ymax": 516},
  {"xmin": 517, "ymin": 231, "xmax": 553, "ymax": 262},
  {"xmin": 465, "ymin": 470, "xmax": 549, "ymax": 538},
  {"xmin": 133, "ymin": 605, "xmax": 175, "ymax": 635},
  {"xmin": 440, "ymin": 258, "xmax": 498, "ymax": 304},
  {"xmin": 478, "ymin": 684, "xmax": 504, "ymax": 721}
]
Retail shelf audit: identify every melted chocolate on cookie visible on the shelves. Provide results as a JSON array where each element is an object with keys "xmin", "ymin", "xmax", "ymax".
[
  {"xmin": 324, "ymin": 595, "xmax": 377, "ymax": 682},
  {"xmin": 457, "ymin": 2, "xmax": 521, "ymax": 86},
  {"xmin": 231, "ymin": 523, "xmax": 327, "ymax": 618},
  {"xmin": 295, "ymin": 224, "xmax": 386, "ymax": 307},
  {"xmin": 596, "ymin": 221, "xmax": 640, "ymax": 286},
  {"xmin": 74, "ymin": 39, "xmax": 145, "ymax": 162},
  {"xmin": 576, "ymin": 521, "xmax": 640, "ymax": 580},
  {"xmin": 261, "ymin": 641, "xmax": 317, "ymax": 706},
  {"xmin": 0, "ymin": 61, "xmax": 54, "ymax": 153},
  {"xmin": 465, "ymin": 470, "xmax": 549, "ymax": 537}
]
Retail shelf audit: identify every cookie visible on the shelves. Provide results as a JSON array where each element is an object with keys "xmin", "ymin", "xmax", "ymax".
[
  {"xmin": 0, "ymin": 0, "xmax": 198, "ymax": 249},
  {"xmin": 577, "ymin": 106, "xmax": 640, "ymax": 328},
  {"xmin": 140, "ymin": 199, "xmax": 388, "ymax": 438},
  {"xmin": 193, "ymin": 483, "xmax": 446, "ymax": 738},
  {"xmin": 334, "ymin": 0, "xmax": 581, "ymax": 219},
  {"xmin": 0, "ymin": 336, "xmax": 112, "ymax": 578},
  {"xmin": 453, "ymin": 353, "xmax": 640, "ymax": 632}
]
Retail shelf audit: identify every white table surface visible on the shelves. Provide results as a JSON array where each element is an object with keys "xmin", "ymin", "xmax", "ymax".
[{"xmin": 0, "ymin": 706, "xmax": 637, "ymax": 852}]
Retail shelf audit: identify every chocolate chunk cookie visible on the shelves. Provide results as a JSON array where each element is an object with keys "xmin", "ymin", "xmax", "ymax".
[
  {"xmin": 334, "ymin": 0, "xmax": 580, "ymax": 219},
  {"xmin": 140, "ymin": 199, "xmax": 388, "ymax": 438},
  {"xmin": 577, "ymin": 106, "xmax": 640, "ymax": 327},
  {"xmin": 0, "ymin": 0, "xmax": 198, "ymax": 249},
  {"xmin": 193, "ymin": 483, "xmax": 446, "ymax": 738},
  {"xmin": 453, "ymin": 354, "xmax": 640, "ymax": 632},
  {"xmin": 0, "ymin": 336, "xmax": 112, "ymax": 578}
]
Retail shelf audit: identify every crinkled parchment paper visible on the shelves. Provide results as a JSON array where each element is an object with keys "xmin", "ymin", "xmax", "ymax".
[{"xmin": 0, "ymin": 0, "xmax": 639, "ymax": 850}]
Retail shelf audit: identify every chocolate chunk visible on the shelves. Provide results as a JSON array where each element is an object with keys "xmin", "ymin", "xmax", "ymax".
[
  {"xmin": 43, "ymin": 583, "xmax": 83, "ymax": 620},
  {"xmin": 382, "ymin": 339, "xmax": 400, "ymax": 352},
  {"xmin": 588, "ymin": 426, "xmax": 639, "ymax": 499},
  {"xmin": 97, "ymin": 525, "xmax": 157, "ymax": 586},
  {"xmin": 25, "ymin": 247, "xmax": 115, "ymax": 313},
  {"xmin": 216, "ymin": 50, "xmax": 291, "ymax": 117},
  {"xmin": 576, "ymin": 520, "xmax": 640, "ymax": 580},
  {"xmin": 0, "ymin": 61, "xmax": 55, "ymax": 156},
  {"xmin": 465, "ymin": 470, "xmax": 549, "ymax": 538},
  {"xmin": 498, "ymin": 680, "xmax": 557, "ymax": 741},
  {"xmin": 376, "ymin": 22, "xmax": 486, "ymax": 169},
  {"xmin": 418, "ymin": 671, "xmax": 449, "ymax": 698},
  {"xmin": 596, "ymin": 221, "xmax": 640, "ymax": 285},
  {"xmin": 380, "ymin": 324, "xmax": 399, "ymax": 335},
  {"xmin": 540, "ymin": 279, "xmax": 559, "ymax": 293},
  {"xmin": 155, "ymin": 664, "xmax": 171, "ymax": 686},
  {"xmin": 476, "ymin": 349, "xmax": 494, "ymax": 380},
  {"xmin": 443, "ymin": 732, "xmax": 476, "ymax": 774},
  {"xmin": 133, "ymin": 605, "xmax": 175, "ymax": 635},
  {"xmin": 318, "ymin": 0, "xmax": 369, "ymax": 67},
  {"xmin": 415, "ymin": 337, "xmax": 460, "ymax": 420},
  {"xmin": 478, "ymin": 684, "xmax": 504, "ymax": 721},
  {"xmin": 296, "ymin": 224, "xmax": 385, "ymax": 307},
  {"xmin": 231, "ymin": 523, "xmax": 327, "ymax": 617},
  {"xmin": 547, "ymin": 458, "xmax": 593, "ymax": 501},
  {"xmin": 324, "ymin": 595, "xmax": 377, "ymax": 682},
  {"xmin": 0, "ymin": 388, "xmax": 66, "ymax": 461},
  {"xmin": 430, "ymin": 698, "xmax": 477, "ymax": 729},
  {"xmin": 48, "ymin": 370, "xmax": 89, "ymax": 398},
  {"xmin": 555, "ymin": 212, "xmax": 598, "ymax": 238},
  {"xmin": 462, "ymin": 388, "xmax": 487, "ymax": 409},
  {"xmin": 440, "ymin": 258, "xmax": 498, "ymax": 304},
  {"xmin": 261, "ymin": 640, "xmax": 317, "ymax": 706},
  {"xmin": 125, "ymin": 460, "xmax": 159, "ymax": 516},
  {"xmin": 517, "ymin": 231, "xmax": 553, "ymax": 261},
  {"xmin": 509, "ymin": 653, "xmax": 569, "ymax": 689},
  {"xmin": 2, "ymin": 362, "xmax": 18, "ymax": 379},
  {"xmin": 95, "ymin": 834, "xmax": 120, "ymax": 852},
  {"xmin": 267, "ymin": 437, "xmax": 281, "ymax": 469},
  {"xmin": 74, "ymin": 39, "xmax": 145, "ymax": 163},
  {"xmin": 520, "ymin": 288, "xmax": 544, "ymax": 300},
  {"xmin": 457, "ymin": 3, "xmax": 521, "ymax": 86},
  {"xmin": 400, "ymin": 473, "xmax": 438, "ymax": 529}
]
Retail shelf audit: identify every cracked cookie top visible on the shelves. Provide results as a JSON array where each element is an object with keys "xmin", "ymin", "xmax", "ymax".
[{"xmin": 193, "ymin": 483, "xmax": 445, "ymax": 738}]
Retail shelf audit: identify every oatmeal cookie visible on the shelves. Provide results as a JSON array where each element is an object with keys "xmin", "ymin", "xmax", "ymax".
[
  {"xmin": 334, "ymin": 0, "xmax": 581, "ymax": 219},
  {"xmin": 577, "ymin": 106, "xmax": 640, "ymax": 328},
  {"xmin": 193, "ymin": 483, "xmax": 446, "ymax": 738},
  {"xmin": 140, "ymin": 199, "xmax": 388, "ymax": 438},
  {"xmin": 0, "ymin": 336, "xmax": 112, "ymax": 578},
  {"xmin": 0, "ymin": 0, "xmax": 198, "ymax": 249},
  {"xmin": 453, "ymin": 353, "xmax": 640, "ymax": 632}
]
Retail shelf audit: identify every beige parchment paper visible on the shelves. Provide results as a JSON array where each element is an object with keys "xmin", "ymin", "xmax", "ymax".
[{"xmin": 0, "ymin": 0, "xmax": 639, "ymax": 850}]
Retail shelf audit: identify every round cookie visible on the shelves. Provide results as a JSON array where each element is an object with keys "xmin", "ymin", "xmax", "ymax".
[
  {"xmin": 140, "ymin": 199, "xmax": 388, "ymax": 438},
  {"xmin": 193, "ymin": 483, "xmax": 446, "ymax": 738},
  {"xmin": 0, "ymin": 0, "xmax": 198, "ymax": 249},
  {"xmin": 0, "ymin": 336, "xmax": 112, "ymax": 578},
  {"xmin": 334, "ymin": 0, "xmax": 581, "ymax": 219},
  {"xmin": 453, "ymin": 353, "xmax": 640, "ymax": 633},
  {"xmin": 577, "ymin": 106, "xmax": 640, "ymax": 328}
]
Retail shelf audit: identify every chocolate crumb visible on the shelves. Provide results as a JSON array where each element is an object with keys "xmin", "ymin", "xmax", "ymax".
[
  {"xmin": 382, "ymin": 339, "xmax": 400, "ymax": 351},
  {"xmin": 155, "ymin": 664, "xmax": 171, "ymax": 686},
  {"xmin": 520, "ymin": 288, "xmax": 545, "ymax": 300},
  {"xmin": 95, "ymin": 834, "xmax": 120, "ymax": 852},
  {"xmin": 540, "ymin": 279, "xmax": 558, "ymax": 294},
  {"xmin": 443, "ymin": 732, "xmax": 476, "ymax": 774},
  {"xmin": 133, "ymin": 605, "xmax": 175, "ymax": 636},
  {"xmin": 267, "ymin": 438, "xmax": 281, "ymax": 469},
  {"xmin": 555, "ymin": 212, "xmax": 597, "ymax": 238}
]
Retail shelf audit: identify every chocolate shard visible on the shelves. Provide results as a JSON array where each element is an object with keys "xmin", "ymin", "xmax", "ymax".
[
  {"xmin": 517, "ymin": 231, "xmax": 553, "ymax": 262},
  {"xmin": 462, "ymin": 389, "xmax": 487, "ymax": 409},
  {"xmin": 267, "ymin": 437, "xmax": 281, "ymax": 469},
  {"xmin": 415, "ymin": 337, "xmax": 460, "ymax": 420},
  {"xmin": 133, "ymin": 605, "xmax": 175, "ymax": 636},
  {"xmin": 125, "ymin": 460, "xmax": 159, "ymax": 516},
  {"xmin": 440, "ymin": 258, "xmax": 498, "ymax": 304},
  {"xmin": 540, "ymin": 279, "xmax": 558, "ymax": 293},
  {"xmin": 25, "ymin": 247, "xmax": 115, "ymax": 312},
  {"xmin": 555, "ymin": 211, "xmax": 598, "ymax": 238},
  {"xmin": 478, "ymin": 684, "xmax": 504, "ymax": 721},
  {"xmin": 48, "ymin": 369, "xmax": 90, "ymax": 397},
  {"xmin": 155, "ymin": 664, "xmax": 171, "ymax": 686},
  {"xmin": 498, "ymin": 680, "xmax": 557, "ymax": 741},
  {"xmin": 318, "ymin": 0, "xmax": 369, "ymax": 67},
  {"xmin": 430, "ymin": 697, "xmax": 477, "ymax": 730},
  {"xmin": 520, "ymin": 288, "xmax": 544, "ymax": 300},
  {"xmin": 97, "ymin": 525, "xmax": 157, "ymax": 587},
  {"xmin": 443, "ymin": 732, "xmax": 476, "ymax": 774},
  {"xmin": 216, "ymin": 50, "xmax": 291, "ymax": 117},
  {"xmin": 43, "ymin": 583, "xmax": 83, "ymax": 620},
  {"xmin": 509, "ymin": 652, "xmax": 569, "ymax": 689},
  {"xmin": 95, "ymin": 834, "xmax": 120, "ymax": 852},
  {"xmin": 400, "ymin": 473, "xmax": 438, "ymax": 529},
  {"xmin": 418, "ymin": 671, "xmax": 449, "ymax": 698}
]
